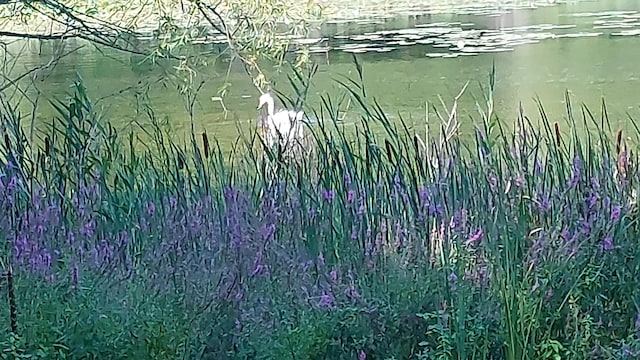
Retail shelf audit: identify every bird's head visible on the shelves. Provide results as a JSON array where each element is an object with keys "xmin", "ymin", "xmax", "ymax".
[{"xmin": 257, "ymin": 93, "xmax": 272, "ymax": 110}]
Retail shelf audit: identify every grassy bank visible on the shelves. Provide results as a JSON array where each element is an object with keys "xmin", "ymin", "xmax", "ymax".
[{"xmin": 1, "ymin": 69, "xmax": 640, "ymax": 359}]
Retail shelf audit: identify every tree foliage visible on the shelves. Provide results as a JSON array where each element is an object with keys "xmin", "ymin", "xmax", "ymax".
[{"xmin": 0, "ymin": 0, "xmax": 324, "ymax": 94}]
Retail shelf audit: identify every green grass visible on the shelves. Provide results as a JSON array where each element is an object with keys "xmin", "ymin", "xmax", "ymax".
[{"xmin": 1, "ymin": 63, "xmax": 640, "ymax": 359}]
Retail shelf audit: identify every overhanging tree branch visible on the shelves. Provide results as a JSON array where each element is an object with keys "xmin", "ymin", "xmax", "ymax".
[{"xmin": 0, "ymin": 30, "xmax": 73, "ymax": 40}]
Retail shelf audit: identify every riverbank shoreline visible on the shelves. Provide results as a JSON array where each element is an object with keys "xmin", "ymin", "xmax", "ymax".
[{"xmin": 0, "ymin": 0, "xmax": 559, "ymax": 41}]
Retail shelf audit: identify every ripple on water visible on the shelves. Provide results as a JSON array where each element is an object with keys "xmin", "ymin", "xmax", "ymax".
[
  {"xmin": 611, "ymin": 29, "xmax": 640, "ymax": 37},
  {"xmin": 329, "ymin": 4, "xmax": 640, "ymax": 56}
]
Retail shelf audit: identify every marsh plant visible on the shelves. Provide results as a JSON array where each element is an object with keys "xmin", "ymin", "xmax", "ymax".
[{"xmin": 2, "ymin": 65, "xmax": 640, "ymax": 359}]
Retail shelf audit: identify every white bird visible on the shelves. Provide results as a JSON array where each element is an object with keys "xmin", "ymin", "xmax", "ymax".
[{"xmin": 257, "ymin": 92, "xmax": 305, "ymax": 152}]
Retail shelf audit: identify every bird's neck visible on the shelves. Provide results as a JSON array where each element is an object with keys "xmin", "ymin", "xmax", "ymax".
[{"xmin": 267, "ymin": 99, "xmax": 275, "ymax": 116}]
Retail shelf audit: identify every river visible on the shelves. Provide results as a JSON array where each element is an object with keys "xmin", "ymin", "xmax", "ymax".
[{"xmin": 3, "ymin": 0, "xmax": 640, "ymax": 149}]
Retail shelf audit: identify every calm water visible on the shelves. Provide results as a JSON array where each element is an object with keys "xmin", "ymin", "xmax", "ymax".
[{"xmin": 3, "ymin": 0, "xmax": 640, "ymax": 148}]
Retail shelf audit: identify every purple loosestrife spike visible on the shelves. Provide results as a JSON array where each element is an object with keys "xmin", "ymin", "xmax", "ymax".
[
  {"xmin": 393, "ymin": 174, "xmax": 401, "ymax": 187},
  {"xmin": 147, "ymin": 201, "xmax": 156, "ymax": 216},
  {"xmin": 42, "ymin": 251, "xmax": 51, "ymax": 269},
  {"xmin": 448, "ymin": 272, "xmax": 458, "ymax": 283},
  {"xmin": 7, "ymin": 176, "xmax": 17, "ymax": 192},
  {"xmin": 538, "ymin": 196, "xmax": 550, "ymax": 213},
  {"xmin": 257, "ymin": 223, "xmax": 277, "ymax": 243},
  {"xmin": 347, "ymin": 190, "xmax": 355, "ymax": 203},
  {"xmin": 534, "ymin": 160, "xmax": 543, "ymax": 175},
  {"xmin": 251, "ymin": 264, "xmax": 266, "ymax": 277},
  {"xmin": 344, "ymin": 172, "xmax": 352, "ymax": 187},
  {"xmin": 418, "ymin": 187, "xmax": 429, "ymax": 204},
  {"xmin": 322, "ymin": 189, "xmax": 335, "ymax": 203},
  {"xmin": 329, "ymin": 269, "xmax": 338, "ymax": 282},
  {"xmin": 566, "ymin": 157, "xmax": 583, "ymax": 188},
  {"xmin": 514, "ymin": 176, "xmax": 525, "ymax": 188},
  {"xmin": 587, "ymin": 192, "xmax": 599, "ymax": 209},
  {"xmin": 350, "ymin": 227, "xmax": 359, "ymax": 240},
  {"xmin": 319, "ymin": 293, "xmax": 334, "ymax": 308},
  {"xmin": 488, "ymin": 172, "xmax": 498, "ymax": 188},
  {"xmin": 465, "ymin": 229, "xmax": 483, "ymax": 246},
  {"xmin": 603, "ymin": 236, "xmax": 613, "ymax": 251},
  {"xmin": 72, "ymin": 264, "xmax": 79, "ymax": 286},
  {"xmin": 579, "ymin": 219, "xmax": 591, "ymax": 235},
  {"xmin": 611, "ymin": 205, "xmax": 621, "ymax": 221},
  {"xmin": 170, "ymin": 196, "xmax": 178, "ymax": 209},
  {"xmin": 81, "ymin": 220, "xmax": 95, "ymax": 238},
  {"xmin": 358, "ymin": 350, "xmax": 367, "ymax": 360}
]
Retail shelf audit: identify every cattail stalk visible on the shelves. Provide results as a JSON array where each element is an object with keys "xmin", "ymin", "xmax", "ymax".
[{"xmin": 7, "ymin": 266, "xmax": 18, "ymax": 334}]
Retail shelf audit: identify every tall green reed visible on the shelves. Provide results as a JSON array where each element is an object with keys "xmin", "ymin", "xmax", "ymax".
[{"xmin": 2, "ymin": 58, "xmax": 640, "ymax": 359}]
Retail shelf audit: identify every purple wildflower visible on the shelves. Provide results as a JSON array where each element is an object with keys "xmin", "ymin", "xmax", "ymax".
[
  {"xmin": 566, "ymin": 155, "xmax": 583, "ymax": 188},
  {"xmin": 258, "ymin": 223, "xmax": 276, "ymax": 242},
  {"xmin": 251, "ymin": 264, "xmax": 266, "ymax": 277},
  {"xmin": 448, "ymin": 272, "xmax": 458, "ymax": 283},
  {"xmin": 7, "ymin": 176, "xmax": 17, "ymax": 192},
  {"xmin": 488, "ymin": 172, "xmax": 498, "ymax": 188},
  {"xmin": 465, "ymin": 229, "xmax": 483, "ymax": 246},
  {"xmin": 418, "ymin": 187, "xmax": 429, "ymax": 203},
  {"xmin": 72, "ymin": 264, "xmax": 79, "ymax": 286},
  {"xmin": 42, "ymin": 251, "xmax": 51, "ymax": 269},
  {"xmin": 147, "ymin": 201, "xmax": 156, "ymax": 216},
  {"xmin": 514, "ymin": 176, "xmax": 525, "ymax": 188},
  {"xmin": 579, "ymin": 216, "xmax": 592, "ymax": 235},
  {"xmin": 344, "ymin": 172, "xmax": 352, "ymax": 186},
  {"xmin": 318, "ymin": 254, "xmax": 325, "ymax": 267},
  {"xmin": 358, "ymin": 350, "xmax": 367, "ymax": 360},
  {"xmin": 347, "ymin": 190, "xmax": 355, "ymax": 203},
  {"xmin": 611, "ymin": 205, "xmax": 621, "ymax": 221},
  {"xmin": 534, "ymin": 160, "xmax": 543, "ymax": 174},
  {"xmin": 319, "ymin": 293, "xmax": 334, "ymax": 308},
  {"xmin": 603, "ymin": 236, "xmax": 613, "ymax": 251},
  {"xmin": 329, "ymin": 269, "xmax": 338, "ymax": 282},
  {"xmin": 538, "ymin": 196, "xmax": 550, "ymax": 213},
  {"xmin": 322, "ymin": 189, "xmax": 335, "ymax": 203},
  {"xmin": 587, "ymin": 192, "xmax": 599, "ymax": 208}
]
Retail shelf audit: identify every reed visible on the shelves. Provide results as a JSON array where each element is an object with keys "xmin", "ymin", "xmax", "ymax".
[{"xmin": 1, "ymin": 62, "xmax": 639, "ymax": 359}]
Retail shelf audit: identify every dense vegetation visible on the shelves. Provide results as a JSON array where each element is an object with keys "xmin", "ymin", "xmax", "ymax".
[{"xmin": 2, "ymin": 66, "xmax": 640, "ymax": 359}]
